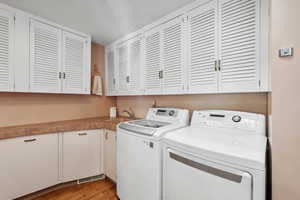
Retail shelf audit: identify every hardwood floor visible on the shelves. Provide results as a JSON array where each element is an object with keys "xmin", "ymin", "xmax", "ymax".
[{"xmin": 33, "ymin": 179, "xmax": 117, "ymax": 200}]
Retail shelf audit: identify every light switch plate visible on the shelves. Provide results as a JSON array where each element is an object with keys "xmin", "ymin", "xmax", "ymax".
[{"xmin": 279, "ymin": 47, "xmax": 294, "ymax": 57}]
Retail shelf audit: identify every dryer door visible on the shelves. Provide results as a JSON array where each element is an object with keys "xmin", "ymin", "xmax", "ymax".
[{"xmin": 163, "ymin": 148, "xmax": 253, "ymax": 200}]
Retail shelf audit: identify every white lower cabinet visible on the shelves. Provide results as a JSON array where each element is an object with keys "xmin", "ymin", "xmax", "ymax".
[
  {"xmin": 104, "ymin": 130, "xmax": 117, "ymax": 182},
  {"xmin": 62, "ymin": 129, "xmax": 103, "ymax": 182},
  {"xmin": 0, "ymin": 133, "xmax": 59, "ymax": 200},
  {"xmin": 0, "ymin": 129, "xmax": 105, "ymax": 199}
]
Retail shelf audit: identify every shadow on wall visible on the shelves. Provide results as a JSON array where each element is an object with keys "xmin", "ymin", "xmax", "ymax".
[
  {"xmin": 0, "ymin": 92, "xmax": 116, "ymax": 127},
  {"xmin": 117, "ymin": 93, "xmax": 268, "ymax": 118}
]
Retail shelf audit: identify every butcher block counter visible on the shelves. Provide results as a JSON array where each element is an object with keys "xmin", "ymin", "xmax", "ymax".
[{"xmin": 0, "ymin": 117, "xmax": 133, "ymax": 140}]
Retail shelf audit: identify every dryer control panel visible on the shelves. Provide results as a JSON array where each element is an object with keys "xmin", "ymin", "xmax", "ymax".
[{"xmin": 191, "ymin": 110, "xmax": 266, "ymax": 136}]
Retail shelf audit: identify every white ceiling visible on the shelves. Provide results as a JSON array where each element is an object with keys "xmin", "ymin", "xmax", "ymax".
[{"xmin": 0, "ymin": 0, "xmax": 195, "ymax": 45}]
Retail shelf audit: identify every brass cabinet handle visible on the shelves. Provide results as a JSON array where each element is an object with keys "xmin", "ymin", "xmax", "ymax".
[
  {"xmin": 24, "ymin": 138, "xmax": 36, "ymax": 143},
  {"xmin": 78, "ymin": 133, "xmax": 87, "ymax": 136},
  {"xmin": 214, "ymin": 60, "xmax": 218, "ymax": 71}
]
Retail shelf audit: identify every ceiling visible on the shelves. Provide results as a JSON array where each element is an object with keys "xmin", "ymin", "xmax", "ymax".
[{"xmin": 0, "ymin": 0, "xmax": 195, "ymax": 45}]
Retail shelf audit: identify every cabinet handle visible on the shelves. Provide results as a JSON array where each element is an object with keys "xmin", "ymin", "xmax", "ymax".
[
  {"xmin": 105, "ymin": 132, "xmax": 108, "ymax": 140},
  {"xmin": 159, "ymin": 70, "xmax": 163, "ymax": 79},
  {"xmin": 214, "ymin": 60, "xmax": 218, "ymax": 71},
  {"xmin": 63, "ymin": 72, "xmax": 66, "ymax": 79},
  {"xmin": 126, "ymin": 76, "xmax": 130, "ymax": 83},
  {"xmin": 59, "ymin": 72, "xmax": 62, "ymax": 79},
  {"xmin": 24, "ymin": 138, "xmax": 36, "ymax": 143},
  {"xmin": 218, "ymin": 60, "xmax": 221, "ymax": 71},
  {"xmin": 78, "ymin": 133, "xmax": 87, "ymax": 136}
]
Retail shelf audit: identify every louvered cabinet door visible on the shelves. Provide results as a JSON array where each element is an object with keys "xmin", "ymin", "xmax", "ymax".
[
  {"xmin": 187, "ymin": 0, "xmax": 219, "ymax": 94},
  {"xmin": 128, "ymin": 37, "xmax": 143, "ymax": 95},
  {"xmin": 161, "ymin": 17, "xmax": 185, "ymax": 94},
  {"xmin": 106, "ymin": 49, "xmax": 117, "ymax": 96},
  {"xmin": 62, "ymin": 31, "xmax": 89, "ymax": 94},
  {"xmin": 0, "ymin": 9, "xmax": 14, "ymax": 92},
  {"xmin": 219, "ymin": 0, "xmax": 260, "ymax": 92},
  {"xmin": 117, "ymin": 44, "xmax": 129, "ymax": 95},
  {"xmin": 144, "ymin": 28, "xmax": 162, "ymax": 95},
  {"xmin": 30, "ymin": 20, "xmax": 62, "ymax": 93}
]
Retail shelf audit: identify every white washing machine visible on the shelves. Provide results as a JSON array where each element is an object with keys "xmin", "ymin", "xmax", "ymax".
[
  {"xmin": 117, "ymin": 108, "xmax": 189, "ymax": 200},
  {"xmin": 162, "ymin": 110, "xmax": 267, "ymax": 200}
]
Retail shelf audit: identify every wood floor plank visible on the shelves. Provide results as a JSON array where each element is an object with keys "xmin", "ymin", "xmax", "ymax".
[{"xmin": 33, "ymin": 179, "xmax": 117, "ymax": 200}]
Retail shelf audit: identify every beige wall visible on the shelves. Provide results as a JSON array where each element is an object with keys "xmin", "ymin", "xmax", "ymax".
[
  {"xmin": 0, "ymin": 43, "xmax": 116, "ymax": 127},
  {"xmin": 271, "ymin": 0, "xmax": 300, "ymax": 199},
  {"xmin": 117, "ymin": 93, "xmax": 268, "ymax": 118}
]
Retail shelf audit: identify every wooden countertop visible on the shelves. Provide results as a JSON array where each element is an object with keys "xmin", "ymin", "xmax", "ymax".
[{"xmin": 0, "ymin": 117, "xmax": 133, "ymax": 140}]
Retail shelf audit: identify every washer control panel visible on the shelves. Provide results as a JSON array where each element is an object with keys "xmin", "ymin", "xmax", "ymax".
[
  {"xmin": 191, "ymin": 110, "xmax": 266, "ymax": 136},
  {"xmin": 146, "ymin": 108, "xmax": 189, "ymax": 125}
]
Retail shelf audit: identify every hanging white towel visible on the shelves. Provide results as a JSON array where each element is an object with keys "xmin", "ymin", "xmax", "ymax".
[{"xmin": 92, "ymin": 75, "xmax": 103, "ymax": 96}]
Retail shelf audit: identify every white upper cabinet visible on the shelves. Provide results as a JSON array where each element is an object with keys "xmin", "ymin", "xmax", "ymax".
[
  {"xmin": 62, "ymin": 31, "xmax": 90, "ymax": 94},
  {"xmin": 117, "ymin": 43, "xmax": 129, "ymax": 94},
  {"xmin": 29, "ymin": 20, "xmax": 62, "ymax": 93},
  {"xmin": 29, "ymin": 20, "xmax": 91, "ymax": 94},
  {"xmin": 144, "ymin": 28, "xmax": 162, "ymax": 95},
  {"xmin": 162, "ymin": 17, "xmax": 185, "ymax": 94},
  {"xmin": 106, "ymin": 47, "xmax": 117, "ymax": 95},
  {"xmin": 218, "ymin": 0, "xmax": 260, "ymax": 92},
  {"xmin": 144, "ymin": 16, "xmax": 185, "ymax": 95},
  {"xmin": 0, "ymin": 3, "xmax": 91, "ymax": 94},
  {"xmin": 187, "ymin": 0, "xmax": 218, "ymax": 93},
  {"xmin": 0, "ymin": 9, "xmax": 14, "ymax": 92},
  {"xmin": 128, "ymin": 36, "xmax": 143, "ymax": 95},
  {"xmin": 106, "ymin": 0, "xmax": 269, "ymax": 96}
]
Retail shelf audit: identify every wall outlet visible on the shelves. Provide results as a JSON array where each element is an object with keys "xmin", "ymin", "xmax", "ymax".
[{"xmin": 279, "ymin": 47, "xmax": 294, "ymax": 57}]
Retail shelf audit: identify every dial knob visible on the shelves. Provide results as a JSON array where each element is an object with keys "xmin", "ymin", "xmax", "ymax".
[
  {"xmin": 169, "ymin": 110, "xmax": 175, "ymax": 116},
  {"xmin": 232, "ymin": 115, "xmax": 242, "ymax": 123}
]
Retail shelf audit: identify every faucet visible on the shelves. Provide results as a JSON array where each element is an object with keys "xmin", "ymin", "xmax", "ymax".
[{"xmin": 122, "ymin": 108, "xmax": 135, "ymax": 119}]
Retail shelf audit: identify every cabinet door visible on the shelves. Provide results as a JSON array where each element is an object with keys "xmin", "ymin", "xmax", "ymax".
[
  {"xmin": 0, "ymin": 9, "xmax": 14, "ymax": 92},
  {"xmin": 144, "ymin": 28, "xmax": 162, "ymax": 95},
  {"xmin": 104, "ymin": 130, "xmax": 117, "ymax": 182},
  {"xmin": 0, "ymin": 134, "xmax": 59, "ymax": 200},
  {"xmin": 161, "ymin": 16, "xmax": 186, "ymax": 94},
  {"xmin": 117, "ymin": 43, "xmax": 129, "ymax": 94},
  {"xmin": 106, "ymin": 48, "xmax": 117, "ymax": 95},
  {"xmin": 219, "ymin": 0, "xmax": 260, "ymax": 92},
  {"xmin": 63, "ymin": 130, "xmax": 102, "ymax": 182},
  {"xmin": 62, "ymin": 31, "xmax": 90, "ymax": 94},
  {"xmin": 128, "ymin": 37, "xmax": 143, "ymax": 95},
  {"xmin": 30, "ymin": 20, "xmax": 62, "ymax": 93},
  {"xmin": 187, "ymin": 0, "xmax": 218, "ymax": 93}
]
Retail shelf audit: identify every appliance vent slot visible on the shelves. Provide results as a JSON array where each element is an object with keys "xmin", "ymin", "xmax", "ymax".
[{"xmin": 77, "ymin": 174, "xmax": 104, "ymax": 184}]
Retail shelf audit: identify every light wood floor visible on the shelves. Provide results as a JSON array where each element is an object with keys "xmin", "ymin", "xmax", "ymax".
[{"xmin": 33, "ymin": 179, "xmax": 118, "ymax": 200}]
